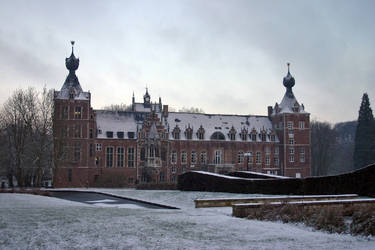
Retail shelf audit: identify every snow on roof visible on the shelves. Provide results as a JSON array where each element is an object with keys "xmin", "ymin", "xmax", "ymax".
[
  {"xmin": 55, "ymin": 89, "xmax": 90, "ymax": 100},
  {"xmin": 164, "ymin": 112, "xmax": 279, "ymax": 142},
  {"xmin": 192, "ymin": 171, "xmax": 252, "ymax": 180},
  {"xmin": 273, "ymin": 91, "xmax": 308, "ymax": 115},
  {"xmin": 235, "ymin": 171, "xmax": 290, "ymax": 179},
  {"xmin": 96, "ymin": 110, "xmax": 138, "ymax": 139}
]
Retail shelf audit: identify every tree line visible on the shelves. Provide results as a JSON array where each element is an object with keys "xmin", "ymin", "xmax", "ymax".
[{"xmin": 0, "ymin": 87, "xmax": 54, "ymax": 187}]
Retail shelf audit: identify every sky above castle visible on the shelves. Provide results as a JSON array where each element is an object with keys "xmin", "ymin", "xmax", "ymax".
[{"xmin": 1, "ymin": 0, "xmax": 374, "ymax": 123}]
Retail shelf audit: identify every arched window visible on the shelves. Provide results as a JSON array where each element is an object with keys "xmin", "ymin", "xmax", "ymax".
[{"xmin": 210, "ymin": 131, "xmax": 225, "ymax": 140}]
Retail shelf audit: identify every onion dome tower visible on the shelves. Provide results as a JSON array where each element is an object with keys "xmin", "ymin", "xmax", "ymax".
[
  {"xmin": 283, "ymin": 63, "xmax": 295, "ymax": 98},
  {"xmin": 59, "ymin": 41, "xmax": 83, "ymax": 98}
]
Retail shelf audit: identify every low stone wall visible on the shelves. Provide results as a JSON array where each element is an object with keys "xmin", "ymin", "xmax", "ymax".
[{"xmin": 177, "ymin": 164, "xmax": 375, "ymax": 196}]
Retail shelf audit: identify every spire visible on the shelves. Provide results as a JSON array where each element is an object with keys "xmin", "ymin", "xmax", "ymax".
[{"xmin": 143, "ymin": 87, "xmax": 151, "ymax": 104}]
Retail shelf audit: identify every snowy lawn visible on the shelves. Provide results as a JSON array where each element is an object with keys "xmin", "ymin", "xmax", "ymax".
[{"xmin": 1, "ymin": 189, "xmax": 374, "ymax": 249}]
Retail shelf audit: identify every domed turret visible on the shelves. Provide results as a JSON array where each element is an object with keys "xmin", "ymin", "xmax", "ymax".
[
  {"xmin": 283, "ymin": 63, "xmax": 295, "ymax": 98},
  {"xmin": 65, "ymin": 41, "xmax": 80, "ymax": 72},
  {"xmin": 283, "ymin": 63, "xmax": 295, "ymax": 89}
]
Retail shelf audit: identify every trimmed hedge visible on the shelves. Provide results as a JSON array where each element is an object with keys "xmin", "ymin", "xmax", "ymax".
[{"xmin": 177, "ymin": 164, "xmax": 375, "ymax": 196}]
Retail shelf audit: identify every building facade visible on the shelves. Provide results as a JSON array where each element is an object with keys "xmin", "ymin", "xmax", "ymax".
[{"xmin": 53, "ymin": 43, "xmax": 311, "ymax": 187}]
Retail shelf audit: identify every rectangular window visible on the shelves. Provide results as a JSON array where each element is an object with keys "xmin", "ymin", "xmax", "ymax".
[
  {"xmin": 237, "ymin": 151, "xmax": 244, "ymax": 164},
  {"xmin": 265, "ymin": 156, "xmax": 270, "ymax": 165},
  {"xmin": 68, "ymin": 169, "xmax": 72, "ymax": 182},
  {"xmin": 61, "ymin": 126, "xmax": 68, "ymax": 137},
  {"xmin": 289, "ymin": 138, "xmax": 294, "ymax": 145},
  {"xmin": 62, "ymin": 106, "xmax": 68, "ymax": 119},
  {"xmin": 74, "ymin": 124, "xmax": 81, "ymax": 138},
  {"xmin": 96, "ymin": 143, "xmax": 102, "ymax": 151},
  {"xmin": 171, "ymin": 150, "xmax": 177, "ymax": 164},
  {"xmin": 95, "ymin": 157, "xmax": 100, "ymax": 166},
  {"xmin": 171, "ymin": 166, "xmax": 176, "ymax": 173},
  {"xmin": 191, "ymin": 150, "xmax": 197, "ymax": 164},
  {"xmin": 128, "ymin": 147, "xmax": 134, "ymax": 167},
  {"xmin": 247, "ymin": 152, "xmax": 253, "ymax": 164},
  {"xmin": 270, "ymin": 135, "xmax": 276, "ymax": 142},
  {"xmin": 89, "ymin": 128, "xmax": 93, "ymax": 138},
  {"xmin": 74, "ymin": 106, "xmax": 82, "ymax": 119},
  {"xmin": 287, "ymin": 121, "xmax": 293, "ymax": 130},
  {"xmin": 265, "ymin": 147, "xmax": 271, "ymax": 155},
  {"xmin": 89, "ymin": 143, "xmax": 94, "ymax": 157},
  {"xmin": 300, "ymin": 148, "xmax": 305, "ymax": 163},
  {"xmin": 181, "ymin": 151, "xmax": 187, "ymax": 164},
  {"xmin": 214, "ymin": 150, "xmax": 222, "ymax": 164},
  {"xmin": 74, "ymin": 142, "xmax": 81, "ymax": 162},
  {"xmin": 274, "ymin": 156, "xmax": 279, "ymax": 166},
  {"xmin": 117, "ymin": 147, "xmax": 124, "ymax": 167},
  {"xmin": 299, "ymin": 121, "xmax": 305, "ymax": 129},
  {"xmin": 290, "ymin": 155, "xmax": 295, "ymax": 163},
  {"xmin": 290, "ymin": 147, "xmax": 295, "ymax": 155},
  {"xmin": 106, "ymin": 147, "xmax": 114, "ymax": 167},
  {"xmin": 274, "ymin": 147, "xmax": 279, "ymax": 155},
  {"xmin": 256, "ymin": 152, "xmax": 261, "ymax": 164},
  {"xmin": 200, "ymin": 151, "xmax": 207, "ymax": 164}
]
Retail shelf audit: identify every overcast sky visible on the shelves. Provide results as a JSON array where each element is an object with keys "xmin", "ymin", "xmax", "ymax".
[{"xmin": 1, "ymin": 0, "xmax": 374, "ymax": 123}]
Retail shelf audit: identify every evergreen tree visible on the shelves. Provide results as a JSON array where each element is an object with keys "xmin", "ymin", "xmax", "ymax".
[{"xmin": 353, "ymin": 93, "xmax": 375, "ymax": 169}]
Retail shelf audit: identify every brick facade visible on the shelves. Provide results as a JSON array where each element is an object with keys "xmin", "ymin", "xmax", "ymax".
[{"xmin": 53, "ymin": 44, "xmax": 311, "ymax": 187}]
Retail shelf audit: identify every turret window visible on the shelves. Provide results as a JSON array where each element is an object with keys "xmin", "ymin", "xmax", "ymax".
[
  {"xmin": 256, "ymin": 152, "xmax": 261, "ymax": 164},
  {"xmin": 300, "ymin": 148, "xmax": 305, "ymax": 163},
  {"xmin": 171, "ymin": 150, "xmax": 177, "ymax": 164},
  {"xmin": 287, "ymin": 121, "xmax": 293, "ymax": 130},
  {"xmin": 62, "ymin": 106, "xmax": 68, "ymax": 119},
  {"xmin": 299, "ymin": 121, "xmax": 305, "ymax": 129},
  {"xmin": 74, "ymin": 106, "xmax": 82, "ymax": 119}
]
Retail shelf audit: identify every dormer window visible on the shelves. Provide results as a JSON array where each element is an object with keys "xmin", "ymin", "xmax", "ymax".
[
  {"xmin": 197, "ymin": 125, "xmax": 205, "ymax": 140},
  {"xmin": 240, "ymin": 128, "xmax": 248, "ymax": 141},
  {"xmin": 185, "ymin": 126, "xmax": 193, "ymax": 140},
  {"xmin": 270, "ymin": 134, "xmax": 276, "ymax": 142},
  {"xmin": 117, "ymin": 132, "xmax": 124, "ymax": 139},
  {"xmin": 260, "ymin": 132, "xmax": 267, "ymax": 142},
  {"xmin": 106, "ymin": 131, "xmax": 113, "ymax": 138},
  {"xmin": 228, "ymin": 126, "xmax": 236, "ymax": 141},
  {"xmin": 172, "ymin": 126, "xmax": 181, "ymax": 140},
  {"xmin": 293, "ymin": 102, "xmax": 300, "ymax": 112},
  {"xmin": 250, "ymin": 130, "xmax": 257, "ymax": 141},
  {"xmin": 69, "ymin": 88, "xmax": 75, "ymax": 99}
]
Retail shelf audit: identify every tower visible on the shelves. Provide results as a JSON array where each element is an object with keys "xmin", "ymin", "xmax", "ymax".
[
  {"xmin": 269, "ymin": 63, "xmax": 311, "ymax": 177},
  {"xmin": 53, "ymin": 41, "xmax": 96, "ymax": 187}
]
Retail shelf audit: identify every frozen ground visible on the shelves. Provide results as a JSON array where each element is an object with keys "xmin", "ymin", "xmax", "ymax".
[{"xmin": 1, "ymin": 189, "xmax": 374, "ymax": 250}]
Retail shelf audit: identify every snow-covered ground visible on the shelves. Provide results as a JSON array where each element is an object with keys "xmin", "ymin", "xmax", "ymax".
[{"xmin": 1, "ymin": 189, "xmax": 374, "ymax": 249}]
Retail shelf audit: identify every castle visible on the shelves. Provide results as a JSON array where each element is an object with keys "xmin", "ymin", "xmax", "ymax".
[{"xmin": 53, "ymin": 42, "xmax": 311, "ymax": 187}]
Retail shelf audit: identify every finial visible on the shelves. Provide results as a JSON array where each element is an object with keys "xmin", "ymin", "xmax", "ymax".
[
  {"xmin": 71, "ymin": 41, "xmax": 75, "ymax": 54},
  {"xmin": 287, "ymin": 62, "xmax": 290, "ymax": 74}
]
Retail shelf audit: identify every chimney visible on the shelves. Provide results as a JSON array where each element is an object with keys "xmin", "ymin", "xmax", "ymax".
[
  {"xmin": 268, "ymin": 106, "xmax": 273, "ymax": 117},
  {"xmin": 163, "ymin": 105, "xmax": 169, "ymax": 117}
]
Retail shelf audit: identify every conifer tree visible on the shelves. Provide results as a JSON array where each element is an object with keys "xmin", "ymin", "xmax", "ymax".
[{"xmin": 353, "ymin": 93, "xmax": 375, "ymax": 169}]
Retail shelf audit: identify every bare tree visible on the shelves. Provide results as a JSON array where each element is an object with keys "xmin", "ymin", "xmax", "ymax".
[{"xmin": 0, "ymin": 87, "xmax": 54, "ymax": 187}]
